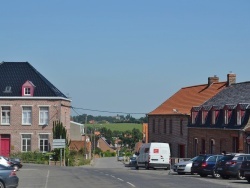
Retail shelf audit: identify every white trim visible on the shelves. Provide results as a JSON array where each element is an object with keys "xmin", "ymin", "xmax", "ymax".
[
  {"xmin": 38, "ymin": 133, "xmax": 51, "ymax": 135},
  {"xmin": 20, "ymin": 105, "xmax": 33, "ymax": 107},
  {"xmin": 0, "ymin": 105, "xmax": 12, "ymax": 107},
  {"xmin": 37, "ymin": 105, "xmax": 51, "ymax": 107},
  {"xmin": 0, "ymin": 97, "xmax": 71, "ymax": 101},
  {"xmin": 19, "ymin": 133, "xmax": 34, "ymax": 135},
  {"xmin": 70, "ymin": 121, "xmax": 84, "ymax": 126}
]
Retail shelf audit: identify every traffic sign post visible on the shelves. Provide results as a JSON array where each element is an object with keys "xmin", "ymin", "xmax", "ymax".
[{"xmin": 52, "ymin": 139, "xmax": 66, "ymax": 166}]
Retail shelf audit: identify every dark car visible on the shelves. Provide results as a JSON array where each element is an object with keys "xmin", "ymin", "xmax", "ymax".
[
  {"xmin": 215, "ymin": 153, "xmax": 250, "ymax": 180},
  {"xmin": 0, "ymin": 164, "xmax": 19, "ymax": 188},
  {"xmin": 191, "ymin": 154, "xmax": 223, "ymax": 178},
  {"xmin": 128, "ymin": 157, "xmax": 137, "ymax": 167},
  {"xmin": 240, "ymin": 160, "xmax": 250, "ymax": 183},
  {"xmin": 8, "ymin": 158, "xmax": 22, "ymax": 171}
]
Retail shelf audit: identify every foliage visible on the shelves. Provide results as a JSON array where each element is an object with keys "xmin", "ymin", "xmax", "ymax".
[{"xmin": 72, "ymin": 114, "xmax": 148, "ymax": 124}]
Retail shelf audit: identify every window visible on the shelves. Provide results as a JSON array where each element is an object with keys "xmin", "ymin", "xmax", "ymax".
[
  {"xmin": 237, "ymin": 110, "xmax": 241, "ymax": 125},
  {"xmin": 152, "ymin": 119, "xmax": 155, "ymax": 133},
  {"xmin": 22, "ymin": 134, "xmax": 31, "ymax": 152},
  {"xmin": 24, "ymin": 87, "xmax": 31, "ymax": 95},
  {"xmin": 39, "ymin": 107, "xmax": 49, "ymax": 125},
  {"xmin": 194, "ymin": 138, "xmax": 198, "ymax": 156},
  {"xmin": 191, "ymin": 112, "xmax": 196, "ymax": 124},
  {"xmin": 22, "ymin": 107, "xmax": 32, "ymax": 125},
  {"xmin": 158, "ymin": 119, "xmax": 160, "ymax": 134},
  {"xmin": 169, "ymin": 119, "xmax": 172, "ymax": 134},
  {"xmin": 224, "ymin": 110, "xmax": 229, "ymax": 124},
  {"xmin": 180, "ymin": 119, "xmax": 183, "ymax": 135},
  {"xmin": 39, "ymin": 134, "xmax": 49, "ymax": 152},
  {"xmin": 1, "ymin": 106, "xmax": 10, "ymax": 125},
  {"xmin": 210, "ymin": 139, "xmax": 215, "ymax": 154},
  {"xmin": 163, "ymin": 119, "xmax": 166, "ymax": 134},
  {"xmin": 211, "ymin": 110, "xmax": 216, "ymax": 125}
]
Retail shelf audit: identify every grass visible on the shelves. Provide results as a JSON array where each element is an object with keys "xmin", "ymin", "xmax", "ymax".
[{"xmin": 86, "ymin": 123, "xmax": 142, "ymax": 132}]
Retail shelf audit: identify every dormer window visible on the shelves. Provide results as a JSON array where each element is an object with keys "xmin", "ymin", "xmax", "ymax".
[
  {"xmin": 212, "ymin": 110, "xmax": 216, "ymax": 125},
  {"xmin": 237, "ymin": 110, "xmax": 241, "ymax": 125},
  {"xmin": 24, "ymin": 87, "xmax": 31, "ymax": 95},
  {"xmin": 22, "ymin": 80, "xmax": 35, "ymax": 96},
  {"xmin": 191, "ymin": 111, "xmax": 198, "ymax": 124},
  {"xmin": 224, "ymin": 109, "xmax": 232, "ymax": 125},
  {"xmin": 201, "ymin": 109, "xmax": 208, "ymax": 125}
]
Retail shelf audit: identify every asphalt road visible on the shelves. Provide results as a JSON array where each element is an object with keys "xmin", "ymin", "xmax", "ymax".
[{"xmin": 16, "ymin": 157, "xmax": 250, "ymax": 188}]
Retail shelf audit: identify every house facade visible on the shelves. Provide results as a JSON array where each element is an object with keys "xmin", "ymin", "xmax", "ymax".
[
  {"xmin": 188, "ymin": 74, "xmax": 250, "ymax": 157},
  {"xmin": 148, "ymin": 75, "xmax": 230, "ymax": 158},
  {"xmin": 0, "ymin": 62, "xmax": 71, "ymax": 156}
]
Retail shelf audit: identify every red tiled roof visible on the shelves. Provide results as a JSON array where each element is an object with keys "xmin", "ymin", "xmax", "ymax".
[{"xmin": 149, "ymin": 82, "xmax": 226, "ymax": 115}]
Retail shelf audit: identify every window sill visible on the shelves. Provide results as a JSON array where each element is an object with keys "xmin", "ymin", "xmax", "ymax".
[{"xmin": 22, "ymin": 124, "xmax": 32, "ymax": 126}]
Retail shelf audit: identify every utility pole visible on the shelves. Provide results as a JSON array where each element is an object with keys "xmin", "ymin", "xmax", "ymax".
[
  {"xmin": 93, "ymin": 126, "xmax": 96, "ymax": 159},
  {"xmin": 84, "ymin": 114, "xmax": 87, "ymax": 159}
]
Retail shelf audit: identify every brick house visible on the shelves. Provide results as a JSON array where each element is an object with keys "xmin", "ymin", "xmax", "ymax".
[
  {"xmin": 0, "ymin": 62, "xmax": 71, "ymax": 156},
  {"xmin": 148, "ymin": 75, "xmax": 228, "ymax": 158},
  {"xmin": 188, "ymin": 74, "xmax": 250, "ymax": 157},
  {"xmin": 97, "ymin": 137, "xmax": 116, "ymax": 153}
]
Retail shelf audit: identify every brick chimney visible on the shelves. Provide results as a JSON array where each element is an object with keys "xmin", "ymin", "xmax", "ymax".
[
  {"xmin": 227, "ymin": 73, "xmax": 236, "ymax": 86},
  {"xmin": 208, "ymin": 75, "xmax": 219, "ymax": 86}
]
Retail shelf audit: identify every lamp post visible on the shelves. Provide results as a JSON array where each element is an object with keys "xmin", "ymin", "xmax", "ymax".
[{"xmin": 84, "ymin": 115, "xmax": 87, "ymax": 159}]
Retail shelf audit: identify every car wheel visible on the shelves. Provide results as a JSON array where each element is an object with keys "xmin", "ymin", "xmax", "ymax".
[
  {"xmin": 178, "ymin": 172, "xmax": 185, "ymax": 175},
  {"xmin": 246, "ymin": 177, "xmax": 250, "ymax": 183},
  {"xmin": 0, "ymin": 181, "xmax": 4, "ymax": 188},
  {"xmin": 221, "ymin": 175, "xmax": 230, "ymax": 179},
  {"xmin": 212, "ymin": 170, "xmax": 220, "ymax": 178},
  {"xmin": 237, "ymin": 170, "xmax": 246, "ymax": 180},
  {"xmin": 145, "ymin": 162, "xmax": 149, "ymax": 170},
  {"xmin": 199, "ymin": 173, "xmax": 208, "ymax": 177},
  {"xmin": 135, "ymin": 165, "xmax": 139, "ymax": 170},
  {"xmin": 13, "ymin": 165, "xmax": 19, "ymax": 171}
]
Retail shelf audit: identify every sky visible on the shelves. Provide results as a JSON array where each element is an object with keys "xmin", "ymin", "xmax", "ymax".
[{"xmin": 1, "ymin": 1, "xmax": 249, "ymax": 118}]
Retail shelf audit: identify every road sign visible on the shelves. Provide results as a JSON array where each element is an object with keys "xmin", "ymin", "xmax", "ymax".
[{"xmin": 52, "ymin": 139, "xmax": 66, "ymax": 148}]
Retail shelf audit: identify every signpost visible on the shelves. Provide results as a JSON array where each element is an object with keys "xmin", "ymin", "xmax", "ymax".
[{"xmin": 52, "ymin": 139, "xmax": 66, "ymax": 166}]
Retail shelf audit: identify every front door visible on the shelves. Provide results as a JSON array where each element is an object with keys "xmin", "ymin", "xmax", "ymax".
[
  {"xmin": 179, "ymin": 144, "xmax": 185, "ymax": 158},
  {"xmin": 0, "ymin": 134, "xmax": 10, "ymax": 157}
]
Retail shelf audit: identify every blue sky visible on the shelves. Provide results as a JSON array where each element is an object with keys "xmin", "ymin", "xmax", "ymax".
[{"xmin": 1, "ymin": 1, "xmax": 249, "ymax": 118}]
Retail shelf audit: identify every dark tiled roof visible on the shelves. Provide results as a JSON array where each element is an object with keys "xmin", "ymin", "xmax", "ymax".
[
  {"xmin": 0, "ymin": 62, "xmax": 67, "ymax": 98},
  {"xmin": 203, "ymin": 82, "xmax": 250, "ymax": 106},
  {"xmin": 238, "ymin": 103, "xmax": 250, "ymax": 110},
  {"xmin": 201, "ymin": 105, "xmax": 212, "ymax": 111}
]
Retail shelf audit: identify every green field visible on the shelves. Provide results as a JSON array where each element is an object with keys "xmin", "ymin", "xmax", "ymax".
[{"xmin": 86, "ymin": 123, "xmax": 142, "ymax": 132}]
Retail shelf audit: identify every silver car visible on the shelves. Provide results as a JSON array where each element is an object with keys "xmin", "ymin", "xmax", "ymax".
[{"xmin": 173, "ymin": 156, "xmax": 198, "ymax": 175}]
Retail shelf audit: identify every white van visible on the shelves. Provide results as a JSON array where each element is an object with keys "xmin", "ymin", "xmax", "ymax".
[{"xmin": 136, "ymin": 142, "xmax": 170, "ymax": 170}]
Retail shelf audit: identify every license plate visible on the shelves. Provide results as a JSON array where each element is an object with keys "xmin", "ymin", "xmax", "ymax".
[{"xmin": 217, "ymin": 168, "xmax": 222, "ymax": 170}]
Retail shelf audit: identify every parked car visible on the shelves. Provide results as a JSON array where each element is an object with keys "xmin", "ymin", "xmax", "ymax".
[
  {"xmin": 0, "ymin": 164, "xmax": 19, "ymax": 188},
  {"xmin": 173, "ymin": 156, "xmax": 199, "ymax": 175},
  {"xmin": 215, "ymin": 153, "xmax": 250, "ymax": 180},
  {"xmin": 117, "ymin": 156, "xmax": 124, "ymax": 161},
  {"xmin": 128, "ymin": 157, "xmax": 137, "ymax": 167},
  {"xmin": 8, "ymin": 158, "xmax": 22, "ymax": 171},
  {"xmin": 240, "ymin": 160, "xmax": 250, "ymax": 183},
  {"xmin": 0, "ymin": 156, "xmax": 11, "ymax": 167},
  {"xmin": 191, "ymin": 154, "xmax": 223, "ymax": 178}
]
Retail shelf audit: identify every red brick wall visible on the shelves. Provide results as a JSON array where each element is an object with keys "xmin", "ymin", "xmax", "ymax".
[
  {"xmin": 148, "ymin": 115, "xmax": 189, "ymax": 158},
  {"xmin": 0, "ymin": 99, "xmax": 71, "ymax": 154},
  {"xmin": 187, "ymin": 128, "xmax": 244, "ymax": 158}
]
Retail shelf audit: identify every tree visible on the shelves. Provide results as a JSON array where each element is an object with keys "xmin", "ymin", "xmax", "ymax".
[{"xmin": 53, "ymin": 121, "xmax": 68, "ymax": 144}]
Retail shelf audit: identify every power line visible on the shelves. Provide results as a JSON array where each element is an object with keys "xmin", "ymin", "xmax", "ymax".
[{"xmin": 63, "ymin": 104, "xmax": 147, "ymax": 115}]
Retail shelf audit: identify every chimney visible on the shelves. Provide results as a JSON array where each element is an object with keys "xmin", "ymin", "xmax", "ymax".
[
  {"xmin": 208, "ymin": 75, "xmax": 219, "ymax": 86},
  {"xmin": 227, "ymin": 73, "xmax": 236, "ymax": 86}
]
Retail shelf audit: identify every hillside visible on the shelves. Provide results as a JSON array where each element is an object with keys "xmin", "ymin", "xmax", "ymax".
[{"xmin": 86, "ymin": 123, "xmax": 142, "ymax": 132}]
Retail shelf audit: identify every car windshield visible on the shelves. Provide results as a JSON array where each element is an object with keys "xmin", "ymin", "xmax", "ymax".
[{"xmin": 190, "ymin": 156, "xmax": 199, "ymax": 161}]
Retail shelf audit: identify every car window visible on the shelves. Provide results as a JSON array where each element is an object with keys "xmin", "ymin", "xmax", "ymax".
[
  {"xmin": 219, "ymin": 155, "xmax": 234, "ymax": 161},
  {"xmin": 233, "ymin": 156, "xmax": 243, "ymax": 161},
  {"xmin": 217, "ymin": 156, "xmax": 223, "ymax": 160},
  {"xmin": 190, "ymin": 156, "xmax": 199, "ymax": 161},
  {"xmin": 194, "ymin": 155, "xmax": 206, "ymax": 162},
  {"xmin": 246, "ymin": 156, "xmax": 250, "ymax": 160},
  {"xmin": 207, "ymin": 156, "xmax": 216, "ymax": 162}
]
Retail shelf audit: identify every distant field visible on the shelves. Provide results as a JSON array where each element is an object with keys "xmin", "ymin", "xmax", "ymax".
[{"xmin": 86, "ymin": 123, "xmax": 142, "ymax": 132}]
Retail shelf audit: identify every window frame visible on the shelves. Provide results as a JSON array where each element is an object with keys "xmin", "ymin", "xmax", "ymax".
[
  {"xmin": 1, "ymin": 106, "xmax": 10, "ymax": 125},
  {"xmin": 39, "ymin": 107, "xmax": 49, "ymax": 125},
  {"xmin": 22, "ymin": 106, "xmax": 32, "ymax": 125},
  {"xmin": 21, "ymin": 134, "xmax": 31, "ymax": 152},
  {"xmin": 24, "ymin": 87, "xmax": 31, "ymax": 95},
  {"xmin": 236, "ymin": 109, "xmax": 241, "ymax": 125},
  {"xmin": 39, "ymin": 134, "xmax": 49, "ymax": 153}
]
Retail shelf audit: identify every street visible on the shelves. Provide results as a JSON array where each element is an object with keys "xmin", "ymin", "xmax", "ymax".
[{"xmin": 16, "ymin": 157, "xmax": 250, "ymax": 188}]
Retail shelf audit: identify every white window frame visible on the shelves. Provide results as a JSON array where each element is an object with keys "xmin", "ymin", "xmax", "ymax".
[
  {"xmin": 21, "ymin": 134, "xmax": 31, "ymax": 152},
  {"xmin": 22, "ymin": 106, "xmax": 32, "ymax": 125},
  {"xmin": 237, "ymin": 110, "xmax": 241, "ymax": 125},
  {"xmin": 39, "ymin": 107, "xmax": 49, "ymax": 125},
  {"xmin": 201, "ymin": 111, "xmax": 205, "ymax": 124},
  {"xmin": 24, "ymin": 87, "xmax": 31, "ymax": 95},
  {"xmin": 211, "ymin": 110, "xmax": 216, "ymax": 125},
  {"xmin": 191, "ymin": 112, "xmax": 196, "ymax": 124},
  {"xmin": 39, "ymin": 134, "xmax": 49, "ymax": 152},
  {"xmin": 1, "ymin": 106, "xmax": 10, "ymax": 125}
]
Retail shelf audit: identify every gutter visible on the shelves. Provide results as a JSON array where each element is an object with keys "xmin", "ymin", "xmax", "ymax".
[{"xmin": 0, "ymin": 97, "xmax": 71, "ymax": 102}]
